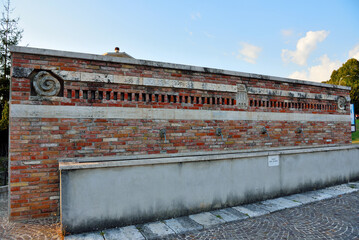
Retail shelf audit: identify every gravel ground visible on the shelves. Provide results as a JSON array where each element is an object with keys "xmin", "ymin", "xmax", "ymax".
[{"xmin": 0, "ymin": 193, "xmax": 62, "ymax": 240}]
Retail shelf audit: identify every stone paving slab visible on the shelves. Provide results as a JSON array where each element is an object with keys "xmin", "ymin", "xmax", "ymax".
[
  {"xmin": 283, "ymin": 193, "xmax": 318, "ymax": 204},
  {"xmin": 318, "ymin": 184, "xmax": 358, "ymax": 196},
  {"xmin": 164, "ymin": 216, "xmax": 203, "ymax": 234},
  {"xmin": 104, "ymin": 225, "xmax": 145, "ymax": 240},
  {"xmin": 332, "ymin": 183, "xmax": 359, "ymax": 192},
  {"xmin": 260, "ymin": 197, "xmax": 302, "ymax": 212},
  {"xmin": 258, "ymin": 200, "xmax": 285, "ymax": 213},
  {"xmin": 301, "ymin": 190, "xmax": 333, "ymax": 201},
  {"xmin": 189, "ymin": 212, "xmax": 225, "ymax": 228},
  {"xmin": 348, "ymin": 181, "xmax": 359, "ymax": 189},
  {"xmin": 211, "ymin": 208, "xmax": 249, "ymax": 223},
  {"xmin": 233, "ymin": 203, "xmax": 270, "ymax": 217},
  {"xmin": 65, "ymin": 232, "xmax": 104, "ymax": 240},
  {"xmin": 138, "ymin": 221, "xmax": 175, "ymax": 239}
]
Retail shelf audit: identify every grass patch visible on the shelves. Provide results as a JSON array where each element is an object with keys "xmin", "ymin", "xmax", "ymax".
[{"xmin": 352, "ymin": 119, "xmax": 359, "ymax": 143}]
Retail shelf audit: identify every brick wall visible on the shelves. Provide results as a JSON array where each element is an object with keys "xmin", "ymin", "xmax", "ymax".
[{"xmin": 8, "ymin": 47, "xmax": 351, "ymax": 220}]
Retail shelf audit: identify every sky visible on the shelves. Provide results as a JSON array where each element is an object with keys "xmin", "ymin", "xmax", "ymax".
[{"xmin": 8, "ymin": 0, "xmax": 359, "ymax": 83}]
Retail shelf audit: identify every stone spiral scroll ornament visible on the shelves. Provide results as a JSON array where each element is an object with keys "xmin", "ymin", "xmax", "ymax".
[
  {"xmin": 337, "ymin": 96, "xmax": 346, "ymax": 110},
  {"xmin": 33, "ymin": 71, "xmax": 61, "ymax": 96}
]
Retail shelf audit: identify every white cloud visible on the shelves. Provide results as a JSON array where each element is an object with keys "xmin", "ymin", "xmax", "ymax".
[
  {"xmin": 282, "ymin": 30, "xmax": 329, "ymax": 65},
  {"xmin": 288, "ymin": 70, "xmax": 307, "ymax": 80},
  {"xmin": 349, "ymin": 43, "xmax": 359, "ymax": 60},
  {"xmin": 281, "ymin": 29, "xmax": 294, "ymax": 37},
  {"xmin": 203, "ymin": 31, "xmax": 215, "ymax": 39},
  {"xmin": 191, "ymin": 12, "xmax": 201, "ymax": 20},
  {"xmin": 184, "ymin": 28, "xmax": 193, "ymax": 36},
  {"xmin": 288, "ymin": 55, "xmax": 340, "ymax": 82},
  {"xmin": 237, "ymin": 42, "xmax": 262, "ymax": 64}
]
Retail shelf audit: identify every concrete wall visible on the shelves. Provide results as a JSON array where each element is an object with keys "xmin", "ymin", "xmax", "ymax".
[{"xmin": 60, "ymin": 145, "xmax": 359, "ymax": 234}]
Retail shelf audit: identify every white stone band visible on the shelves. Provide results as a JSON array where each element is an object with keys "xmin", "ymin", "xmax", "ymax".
[
  {"xmin": 52, "ymin": 70, "xmax": 347, "ymax": 101},
  {"xmin": 10, "ymin": 104, "xmax": 350, "ymax": 122},
  {"xmin": 52, "ymin": 70, "xmax": 238, "ymax": 93},
  {"xmin": 247, "ymin": 87, "xmax": 350, "ymax": 101}
]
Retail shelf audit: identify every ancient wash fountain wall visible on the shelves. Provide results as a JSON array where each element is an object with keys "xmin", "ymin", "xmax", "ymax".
[{"xmin": 8, "ymin": 47, "xmax": 357, "ymax": 232}]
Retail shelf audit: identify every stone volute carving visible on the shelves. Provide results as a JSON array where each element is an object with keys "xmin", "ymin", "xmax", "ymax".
[
  {"xmin": 33, "ymin": 71, "xmax": 61, "ymax": 96},
  {"xmin": 337, "ymin": 96, "xmax": 346, "ymax": 110}
]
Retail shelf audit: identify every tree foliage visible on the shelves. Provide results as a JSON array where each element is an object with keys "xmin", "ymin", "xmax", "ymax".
[
  {"xmin": 0, "ymin": 0, "xmax": 22, "ymax": 130},
  {"xmin": 324, "ymin": 58, "xmax": 359, "ymax": 113},
  {"xmin": 0, "ymin": 100, "xmax": 8, "ymax": 129}
]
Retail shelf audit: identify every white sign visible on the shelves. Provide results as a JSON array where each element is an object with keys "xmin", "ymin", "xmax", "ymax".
[{"xmin": 268, "ymin": 155, "xmax": 280, "ymax": 167}]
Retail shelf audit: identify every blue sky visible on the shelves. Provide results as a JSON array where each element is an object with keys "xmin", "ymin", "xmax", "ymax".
[{"xmin": 10, "ymin": 0, "xmax": 359, "ymax": 83}]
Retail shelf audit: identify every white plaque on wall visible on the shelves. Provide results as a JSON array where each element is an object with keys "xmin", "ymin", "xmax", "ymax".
[{"xmin": 268, "ymin": 155, "xmax": 280, "ymax": 167}]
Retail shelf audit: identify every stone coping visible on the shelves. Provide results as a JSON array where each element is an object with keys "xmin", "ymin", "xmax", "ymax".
[
  {"xmin": 10, "ymin": 46, "xmax": 350, "ymax": 91},
  {"xmin": 59, "ymin": 144, "xmax": 359, "ymax": 171}
]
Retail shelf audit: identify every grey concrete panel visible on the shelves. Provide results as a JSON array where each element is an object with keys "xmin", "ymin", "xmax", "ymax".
[
  {"xmin": 164, "ymin": 216, "xmax": 203, "ymax": 234},
  {"xmin": 60, "ymin": 146, "xmax": 359, "ymax": 234},
  {"xmin": 280, "ymin": 149, "xmax": 359, "ymax": 194}
]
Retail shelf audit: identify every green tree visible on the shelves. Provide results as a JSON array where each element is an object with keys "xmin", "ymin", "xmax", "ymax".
[
  {"xmin": 0, "ymin": 0, "xmax": 22, "ymax": 130},
  {"xmin": 324, "ymin": 58, "xmax": 359, "ymax": 113}
]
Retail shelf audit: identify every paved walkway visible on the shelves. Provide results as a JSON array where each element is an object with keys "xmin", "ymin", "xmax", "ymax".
[
  {"xmin": 0, "ymin": 192, "xmax": 61, "ymax": 240},
  {"xmin": 167, "ymin": 188, "xmax": 359, "ymax": 240},
  {"xmin": 0, "ymin": 182, "xmax": 359, "ymax": 239}
]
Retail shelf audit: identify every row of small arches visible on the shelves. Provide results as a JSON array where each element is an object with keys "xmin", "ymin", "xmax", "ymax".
[
  {"xmin": 249, "ymin": 99, "xmax": 337, "ymax": 111},
  {"xmin": 66, "ymin": 89, "xmax": 236, "ymax": 106}
]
